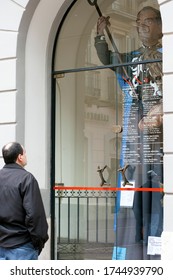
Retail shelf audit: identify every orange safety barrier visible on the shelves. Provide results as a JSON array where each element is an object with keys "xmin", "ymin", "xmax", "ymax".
[{"xmin": 54, "ymin": 186, "xmax": 164, "ymax": 192}]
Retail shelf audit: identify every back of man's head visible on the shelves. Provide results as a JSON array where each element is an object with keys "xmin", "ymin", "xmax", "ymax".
[{"xmin": 2, "ymin": 142, "xmax": 23, "ymax": 164}]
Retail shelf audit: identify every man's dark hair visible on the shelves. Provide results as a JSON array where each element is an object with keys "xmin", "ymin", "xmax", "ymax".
[
  {"xmin": 137, "ymin": 6, "xmax": 162, "ymax": 24},
  {"xmin": 2, "ymin": 142, "xmax": 23, "ymax": 164}
]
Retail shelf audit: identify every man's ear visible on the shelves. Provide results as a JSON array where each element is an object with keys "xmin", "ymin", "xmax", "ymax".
[{"xmin": 16, "ymin": 154, "xmax": 22, "ymax": 163}]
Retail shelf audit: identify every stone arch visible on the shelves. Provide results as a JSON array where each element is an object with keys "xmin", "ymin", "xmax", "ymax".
[{"xmin": 16, "ymin": 0, "xmax": 74, "ymax": 185}]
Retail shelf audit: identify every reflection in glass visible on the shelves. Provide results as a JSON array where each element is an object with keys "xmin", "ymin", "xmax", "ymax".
[
  {"xmin": 95, "ymin": 5, "xmax": 163, "ymax": 260},
  {"xmin": 54, "ymin": 0, "xmax": 163, "ymax": 260}
]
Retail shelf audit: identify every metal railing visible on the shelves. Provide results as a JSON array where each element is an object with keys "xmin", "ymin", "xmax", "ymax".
[{"xmin": 55, "ymin": 188, "xmax": 116, "ymax": 260}]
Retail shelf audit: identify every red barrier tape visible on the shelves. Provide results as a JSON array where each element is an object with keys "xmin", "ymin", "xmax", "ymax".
[{"xmin": 54, "ymin": 186, "xmax": 163, "ymax": 192}]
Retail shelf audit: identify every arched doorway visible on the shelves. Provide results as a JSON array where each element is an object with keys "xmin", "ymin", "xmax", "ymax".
[{"xmin": 52, "ymin": 0, "xmax": 163, "ymax": 260}]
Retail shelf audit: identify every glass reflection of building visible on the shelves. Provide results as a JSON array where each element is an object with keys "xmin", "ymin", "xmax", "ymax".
[{"xmin": 54, "ymin": 0, "xmax": 163, "ymax": 260}]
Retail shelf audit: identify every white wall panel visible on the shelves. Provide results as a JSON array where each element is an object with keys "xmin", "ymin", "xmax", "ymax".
[
  {"xmin": 0, "ymin": 31, "xmax": 17, "ymax": 59},
  {"xmin": 163, "ymin": 114, "xmax": 173, "ymax": 153},
  {"xmin": 0, "ymin": 0, "xmax": 24, "ymax": 31},
  {"xmin": 160, "ymin": 1, "xmax": 173, "ymax": 33},
  {"xmin": 164, "ymin": 154, "xmax": 173, "ymax": 193},
  {"xmin": 0, "ymin": 60, "xmax": 16, "ymax": 91},
  {"xmin": 163, "ymin": 35, "xmax": 173, "ymax": 73},
  {"xmin": 163, "ymin": 74, "xmax": 173, "ymax": 113},
  {"xmin": 0, "ymin": 125, "xmax": 16, "ymax": 156},
  {"xmin": 0, "ymin": 92, "xmax": 16, "ymax": 123},
  {"xmin": 13, "ymin": 0, "xmax": 30, "ymax": 7}
]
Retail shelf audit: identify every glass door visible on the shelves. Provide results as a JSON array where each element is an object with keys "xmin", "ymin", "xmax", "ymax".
[
  {"xmin": 53, "ymin": 68, "xmax": 120, "ymax": 259},
  {"xmin": 52, "ymin": 0, "xmax": 163, "ymax": 260}
]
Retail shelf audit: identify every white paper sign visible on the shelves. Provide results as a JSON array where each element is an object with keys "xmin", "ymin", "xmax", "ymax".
[
  {"xmin": 120, "ymin": 181, "xmax": 135, "ymax": 207},
  {"xmin": 147, "ymin": 236, "xmax": 162, "ymax": 255}
]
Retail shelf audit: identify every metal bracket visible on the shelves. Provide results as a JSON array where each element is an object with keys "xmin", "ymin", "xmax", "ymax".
[{"xmin": 54, "ymin": 73, "xmax": 65, "ymax": 79}]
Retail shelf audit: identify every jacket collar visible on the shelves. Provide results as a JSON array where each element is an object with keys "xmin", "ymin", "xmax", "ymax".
[{"xmin": 3, "ymin": 163, "xmax": 24, "ymax": 170}]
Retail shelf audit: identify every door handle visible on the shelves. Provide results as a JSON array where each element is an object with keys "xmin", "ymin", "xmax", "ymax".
[{"xmin": 117, "ymin": 164, "xmax": 133, "ymax": 187}]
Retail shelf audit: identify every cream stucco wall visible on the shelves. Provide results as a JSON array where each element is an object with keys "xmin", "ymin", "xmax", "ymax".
[{"xmin": 0, "ymin": 0, "xmax": 173, "ymax": 260}]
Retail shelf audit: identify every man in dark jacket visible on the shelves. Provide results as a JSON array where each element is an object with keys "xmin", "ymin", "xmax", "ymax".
[{"xmin": 0, "ymin": 142, "xmax": 48, "ymax": 260}]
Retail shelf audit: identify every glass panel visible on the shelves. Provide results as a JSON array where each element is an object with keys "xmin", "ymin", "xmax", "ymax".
[
  {"xmin": 54, "ymin": 0, "xmax": 160, "ymax": 71},
  {"xmin": 55, "ymin": 70, "xmax": 121, "ymax": 187},
  {"xmin": 92, "ymin": 2, "xmax": 163, "ymax": 260},
  {"xmin": 54, "ymin": 0, "xmax": 163, "ymax": 260},
  {"xmin": 114, "ymin": 56, "xmax": 163, "ymax": 259},
  {"xmin": 55, "ymin": 69, "xmax": 120, "ymax": 259}
]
